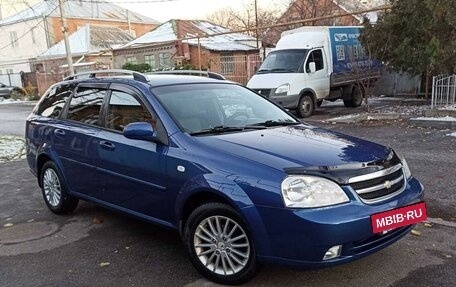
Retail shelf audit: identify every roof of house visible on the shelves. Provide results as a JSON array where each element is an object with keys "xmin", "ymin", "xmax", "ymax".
[
  {"xmin": 123, "ymin": 19, "xmax": 259, "ymax": 52},
  {"xmin": 39, "ymin": 24, "xmax": 134, "ymax": 58},
  {"xmin": 0, "ymin": 0, "xmax": 159, "ymax": 26}
]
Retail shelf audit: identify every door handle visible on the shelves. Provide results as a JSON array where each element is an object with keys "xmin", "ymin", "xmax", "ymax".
[
  {"xmin": 54, "ymin": 129, "xmax": 65, "ymax": 137},
  {"xmin": 99, "ymin": 141, "xmax": 115, "ymax": 151}
]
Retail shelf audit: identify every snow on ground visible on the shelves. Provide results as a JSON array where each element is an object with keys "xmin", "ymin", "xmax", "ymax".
[
  {"xmin": 438, "ymin": 104, "xmax": 456, "ymax": 111},
  {"xmin": 0, "ymin": 98, "xmax": 37, "ymax": 105},
  {"xmin": 446, "ymin": 132, "xmax": 456, "ymax": 137},
  {"xmin": 373, "ymin": 105, "xmax": 429, "ymax": 116},
  {"xmin": 412, "ymin": 116, "xmax": 456, "ymax": 121},
  {"xmin": 0, "ymin": 135, "xmax": 26, "ymax": 163},
  {"xmin": 325, "ymin": 113, "xmax": 363, "ymax": 121}
]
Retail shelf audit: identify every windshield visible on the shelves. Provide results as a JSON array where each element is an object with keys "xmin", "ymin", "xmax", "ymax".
[
  {"xmin": 152, "ymin": 83, "xmax": 299, "ymax": 135},
  {"xmin": 257, "ymin": 49, "xmax": 308, "ymax": 74}
]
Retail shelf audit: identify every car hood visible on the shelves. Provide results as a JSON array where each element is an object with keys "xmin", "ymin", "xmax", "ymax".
[{"xmin": 194, "ymin": 125, "xmax": 391, "ymax": 172}]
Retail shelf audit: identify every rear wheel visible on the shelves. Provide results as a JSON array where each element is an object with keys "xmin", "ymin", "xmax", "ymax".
[
  {"xmin": 184, "ymin": 202, "xmax": 258, "ymax": 285},
  {"xmin": 343, "ymin": 85, "xmax": 363, "ymax": 108},
  {"xmin": 40, "ymin": 161, "xmax": 78, "ymax": 214},
  {"xmin": 297, "ymin": 94, "xmax": 314, "ymax": 118},
  {"xmin": 351, "ymin": 85, "xmax": 363, "ymax": 107}
]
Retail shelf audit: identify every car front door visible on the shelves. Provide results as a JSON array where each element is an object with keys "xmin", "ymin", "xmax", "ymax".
[{"xmin": 94, "ymin": 84, "xmax": 169, "ymax": 222}]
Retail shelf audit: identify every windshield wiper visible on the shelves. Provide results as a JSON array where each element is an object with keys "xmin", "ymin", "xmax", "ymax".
[
  {"xmin": 251, "ymin": 120, "xmax": 300, "ymax": 127},
  {"xmin": 190, "ymin": 125, "xmax": 266, "ymax": 136},
  {"xmin": 256, "ymin": 68, "xmax": 295, "ymax": 74}
]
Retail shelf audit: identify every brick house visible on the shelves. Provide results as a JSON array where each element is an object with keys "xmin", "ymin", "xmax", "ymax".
[
  {"xmin": 33, "ymin": 25, "xmax": 134, "ymax": 95},
  {"xmin": 113, "ymin": 19, "xmax": 261, "ymax": 84},
  {"xmin": 0, "ymin": 0, "xmax": 158, "ymax": 76}
]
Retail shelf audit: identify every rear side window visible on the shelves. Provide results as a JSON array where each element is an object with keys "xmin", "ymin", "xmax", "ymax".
[
  {"xmin": 106, "ymin": 90, "xmax": 156, "ymax": 131},
  {"xmin": 36, "ymin": 84, "xmax": 75, "ymax": 118},
  {"xmin": 66, "ymin": 88, "xmax": 106, "ymax": 126}
]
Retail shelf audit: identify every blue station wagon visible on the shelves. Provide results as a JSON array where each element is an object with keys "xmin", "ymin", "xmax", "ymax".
[{"xmin": 26, "ymin": 70, "xmax": 424, "ymax": 285}]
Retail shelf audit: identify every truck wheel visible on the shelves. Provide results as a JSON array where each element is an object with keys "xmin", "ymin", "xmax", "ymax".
[
  {"xmin": 343, "ymin": 99, "xmax": 353, "ymax": 108},
  {"xmin": 184, "ymin": 202, "xmax": 258, "ymax": 285},
  {"xmin": 351, "ymin": 85, "xmax": 363, "ymax": 107},
  {"xmin": 297, "ymin": 94, "xmax": 314, "ymax": 118}
]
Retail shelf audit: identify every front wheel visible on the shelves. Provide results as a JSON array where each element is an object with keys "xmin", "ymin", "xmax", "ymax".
[
  {"xmin": 297, "ymin": 94, "xmax": 315, "ymax": 118},
  {"xmin": 184, "ymin": 203, "xmax": 258, "ymax": 285}
]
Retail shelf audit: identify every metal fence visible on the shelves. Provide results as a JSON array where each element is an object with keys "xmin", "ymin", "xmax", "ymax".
[
  {"xmin": 432, "ymin": 74, "xmax": 456, "ymax": 108},
  {"xmin": 209, "ymin": 54, "xmax": 262, "ymax": 85},
  {"xmin": 0, "ymin": 73, "xmax": 22, "ymax": 88}
]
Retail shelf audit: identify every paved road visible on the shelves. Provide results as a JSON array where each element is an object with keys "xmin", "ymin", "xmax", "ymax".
[
  {"xmin": 0, "ymin": 100, "xmax": 455, "ymax": 286},
  {"xmin": 0, "ymin": 102, "xmax": 34, "ymax": 137}
]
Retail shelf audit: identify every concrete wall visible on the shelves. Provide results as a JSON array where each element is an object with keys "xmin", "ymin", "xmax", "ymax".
[{"xmin": 374, "ymin": 70, "xmax": 421, "ymax": 96}]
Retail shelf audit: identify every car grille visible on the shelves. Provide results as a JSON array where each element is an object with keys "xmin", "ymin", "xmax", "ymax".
[
  {"xmin": 349, "ymin": 164, "xmax": 405, "ymax": 202},
  {"xmin": 253, "ymin": 89, "xmax": 272, "ymax": 97}
]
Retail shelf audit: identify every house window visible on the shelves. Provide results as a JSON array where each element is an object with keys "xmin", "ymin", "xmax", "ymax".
[
  {"xmin": 159, "ymin": 52, "xmax": 170, "ymax": 68},
  {"xmin": 6, "ymin": 69, "xmax": 13, "ymax": 74},
  {"xmin": 31, "ymin": 28, "xmax": 36, "ymax": 44},
  {"xmin": 221, "ymin": 53, "xmax": 235, "ymax": 74},
  {"xmin": 126, "ymin": 57, "xmax": 137, "ymax": 65},
  {"xmin": 144, "ymin": 55, "xmax": 156, "ymax": 70},
  {"xmin": 10, "ymin": 31, "xmax": 18, "ymax": 47}
]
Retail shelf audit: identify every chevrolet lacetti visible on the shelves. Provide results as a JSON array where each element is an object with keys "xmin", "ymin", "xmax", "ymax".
[{"xmin": 26, "ymin": 70, "xmax": 424, "ymax": 285}]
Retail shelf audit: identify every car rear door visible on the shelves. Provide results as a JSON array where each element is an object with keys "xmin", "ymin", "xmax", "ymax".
[
  {"xmin": 55, "ymin": 83, "xmax": 108, "ymax": 197},
  {"xmin": 94, "ymin": 83, "xmax": 170, "ymax": 222}
]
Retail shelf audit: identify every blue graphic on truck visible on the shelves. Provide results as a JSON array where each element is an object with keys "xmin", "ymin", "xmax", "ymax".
[{"xmin": 329, "ymin": 27, "xmax": 382, "ymax": 74}]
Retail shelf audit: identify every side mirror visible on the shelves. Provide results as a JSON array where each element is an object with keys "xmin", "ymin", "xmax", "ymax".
[
  {"xmin": 123, "ymin": 122, "xmax": 157, "ymax": 142},
  {"xmin": 309, "ymin": 62, "xmax": 316, "ymax": 74}
]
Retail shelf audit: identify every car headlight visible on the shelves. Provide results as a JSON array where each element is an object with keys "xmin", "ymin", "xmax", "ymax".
[
  {"xmin": 401, "ymin": 157, "xmax": 412, "ymax": 179},
  {"xmin": 274, "ymin": 84, "xmax": 289, "ymax": 96},
  {"xmin": 281, "ymin": 176, "xmax": 349, "ymax": 208}
]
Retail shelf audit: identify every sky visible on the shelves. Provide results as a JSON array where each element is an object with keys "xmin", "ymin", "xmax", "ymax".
[{"xmin": 111, "ymin": 0, "xmax": 284, "ymax": 22}]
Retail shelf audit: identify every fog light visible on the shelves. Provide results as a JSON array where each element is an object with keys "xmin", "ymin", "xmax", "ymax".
[{"xmin": 323, "ymin": 245, "xmax": 342, "ymax": 260}]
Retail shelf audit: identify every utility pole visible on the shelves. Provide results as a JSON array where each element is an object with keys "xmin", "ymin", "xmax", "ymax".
[
  {"xmin": 58, "ymin": 0, "xmax": 74, "ymax": 75},
  {"xmin": 254, "ymin": 0, "xmax": 259, "ymax": 48}
]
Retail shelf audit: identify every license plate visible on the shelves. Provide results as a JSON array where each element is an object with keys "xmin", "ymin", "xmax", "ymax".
[{"xmin": 371, "ymin": 201, "xmax": 427, "ymax": 233}]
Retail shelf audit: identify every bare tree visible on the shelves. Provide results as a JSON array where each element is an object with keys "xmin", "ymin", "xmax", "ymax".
[{"xmin": 205, "ymin": 2, "xmax": 279, "ymax": 45}]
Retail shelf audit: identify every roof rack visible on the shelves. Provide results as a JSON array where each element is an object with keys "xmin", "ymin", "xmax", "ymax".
[
  {"xmin": 148, "ymin": 70, "xmax": 226, "ymax": 80},
  {"xmin": 63, "ymin": 69, "xmax": 150, "ymax": 83}
]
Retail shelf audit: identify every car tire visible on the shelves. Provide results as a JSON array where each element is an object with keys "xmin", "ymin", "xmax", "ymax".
[
  {"xmin": 297, "ymin": 94, "xmax": 314, "ymax": 118},
  {"xmin": 40, "ymin": 161, "xmax": 78, "ymax": 214},
  {"xmin": 184, "ymin": 202, "xmax": 258, "ymax": 285}
]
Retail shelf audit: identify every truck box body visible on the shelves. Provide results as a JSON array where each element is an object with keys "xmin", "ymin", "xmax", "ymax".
[{"xmin": 247, "ymin": 26, "xmax": 381, "ymax": 117}]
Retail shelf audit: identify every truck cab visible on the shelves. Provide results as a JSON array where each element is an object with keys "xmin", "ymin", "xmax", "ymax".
[{"xmin": 248, "ymin": 26, "xmax": 380, "ymax": 118}]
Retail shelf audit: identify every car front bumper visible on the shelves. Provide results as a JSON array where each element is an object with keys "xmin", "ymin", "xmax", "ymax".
[{"xmin": 248, "ymin": 177, "xmax": 424, "ymax": 268}]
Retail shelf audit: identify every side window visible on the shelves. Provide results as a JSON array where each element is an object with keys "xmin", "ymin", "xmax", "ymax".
[
  {"xmin": 106, "ymin": 90, "xmax": 156, "ymax": 131},
  {"xmin": 66, "ymin": 88, "xmax": 106, "ymax": 126},
  {"xmin": 306, "ymin": 49, "xmax": 324, "ymax": 73},
  {"xmin": 36, "ymin": 84, "xmax": 74, "ymax": 118}
]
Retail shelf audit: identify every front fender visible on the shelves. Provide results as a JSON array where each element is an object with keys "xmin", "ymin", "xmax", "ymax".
[{"xmin": 174, "ymin": 172, "xmax": 273, "ymax": 257}]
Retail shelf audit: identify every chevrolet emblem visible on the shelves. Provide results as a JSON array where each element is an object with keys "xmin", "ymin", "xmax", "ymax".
[{"xmin": 384, "ymin": 180, "xmax": 392, "ymax": 189}]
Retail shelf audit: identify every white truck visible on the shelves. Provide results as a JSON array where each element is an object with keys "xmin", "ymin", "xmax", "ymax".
[{"xmin": 247, "ymin": 26, "xmax": 381, "ymax": 117}]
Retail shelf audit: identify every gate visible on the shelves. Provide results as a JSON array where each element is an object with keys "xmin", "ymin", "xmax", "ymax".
[
  {"xmin": 209, "ymin": 54, "xmax": 262, "ymax": 85},
  {"xmin": 431, "ymin": 75, "xmax": 456, "ymax": 108}
]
